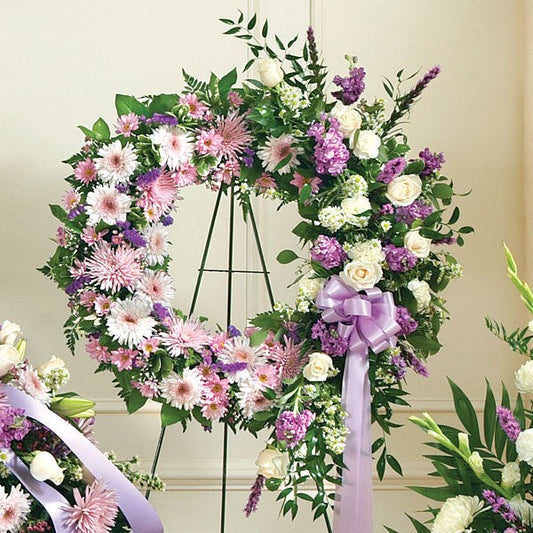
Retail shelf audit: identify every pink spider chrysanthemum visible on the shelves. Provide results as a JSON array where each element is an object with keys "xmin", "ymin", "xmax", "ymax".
[
  {"xmin": 257, "ymin": 134, "xmax": 303, "ymax": 175},
  {"xmin": 62, "ymin": 479, "xmax": 119, "ymax": 533},
  {"xmin": 161, "ymin": 317, "xmax": 210, "ymax": 357},
  {"xmin": 139, "ymin": 171, "xmax": 179, "ymax": 218},
  {"xmin": 0, "ymin": 485, "xmax": 30, "ymax": 533},
  {"xmin": 215, "ymin": 111, "xmax": 252, "ymax": 162},
  {"xmin": 85, "ymin": 241, "xmax": 143, "ymax": 293},
  {"xmin": 268, "ymin": 337, "xmax": 308, "ymax": 381}
]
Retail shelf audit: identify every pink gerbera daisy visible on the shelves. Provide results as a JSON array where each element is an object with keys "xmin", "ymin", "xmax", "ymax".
[
  {"xmin": 254, "ymin": 364, "xmax": 280, "ymax": 390},
  {"xmin": 150, "ymin": 126, "xmax": 194, "ymax": 171},
  {"xmin": 0, "ymin": 485, "xmax": 30, "ymax": 533},
  {"xmin": 79, "ymin": 290, "xmax": 97, "ymax": 309},
  {"xmin": 160, "ymin": 368, "xmax": 203, "ymax": 410},
  {"xmin": 268, "ymin": 337, "xmax": 308, "ymax": 381},
  {"xmin": 161, "ymin": 317, "xmax": 210, "ymax": 357},
  {"xmin": 85, "ymin": 242, "xmax": 142, "ymax": 293},
  {"xmin": 227, "ymin": 91, "xmax": 244, "ymax": 107},
  {"xmin": 201, "ymin": 400, "xmax": 227, "ymax": 420},
  {"xmin": 94, "ymin": 294, "xmax": 112, "ymax": 316},
  {"xmin": 179, "ymin": 93, "xmax": 209, "ymax": 119},
  {"xmin": 215, "ymin": 111, "xmax": 252, "ymax": 161},
  {"xmin": 255, "ymin": 173, "xmax": 278, "ymax": 192},
  {"xmin": 115, "ymin": 113, "xmax": 140, "ymax": 137},
  {"xmin": 289, "ymin": 172, "xmax": 322, "ymax": 194},
  {"xmin": 196, "ymin": 129, "xmax": 223, "ymax": 156},
  {"xmin": 257, "ymin": 134, "xmax": 303, "ymax": 174},
  {"xmin": 74, "ymin": 159, "xmax": 97, "ymax": 185},
  {"xmin": 95, "ymin": 140, "xmax": 138, "ymax": 185},
  {"xmin": 16, "ymin": 366, "xmax": 50, "ymax": 404},
  {"xmin": 85, "ymin": 337, "xmax": 111, "ymax": 363},
  {"xmin": 110, "ymin": 347, "xmax": 138, "ymax": 371},
  {"xmin": 81, "ymin": 226, "xmax": 108, "ymax": 246},
  {"xmin": 136, "ymin": 270, "xmax": 175, "ymax": 305},
  {"xmin": 62, "ymin": 479, "xmax": 119, "ymax": 533},
  {"xmin": 106, "ymin": 297, "xmax": 156, "ymax": 348},
  {"xmin": 62, "ymin": 189, "xmax": 81, "ymax": 211},
  {"xmin": 85, "ymin": 185, "xmax": 131, "ymax": 226}
]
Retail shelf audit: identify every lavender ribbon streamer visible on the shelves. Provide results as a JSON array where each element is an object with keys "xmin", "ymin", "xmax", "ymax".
[
  {"xmin": 315, "ymin": 276, "xmax": 400, "ymax": 533},
  {"xmin": 3, "ymin": 384, "xmax": 164, "ymax": 533}
]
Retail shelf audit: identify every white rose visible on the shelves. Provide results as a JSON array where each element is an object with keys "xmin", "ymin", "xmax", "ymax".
[
  {"xmin": 330, "ymin": 102, "xmax": 362, "ymax": 139},
  {"xmin": 255, "ymin": 448, "xmax": 288, "ymax": 479},
  {"xmin": 385, "ymin": 174, "xmax": 422, "ymax": 206},
  {"xmin": 431, "ymin": 495, "xmax": 484, "ymax": 533},
  {"xmin": 303, "ymin": 352, "xmax": 334, "ymax": 382},
  {"xmin": 407, "ymin": 279, "xmax": 432, "ymax": 309},
  {"xmin": 37, "ymin": 356, "xmax": 67, "ymax": 377},
  {"xmin": 30, "ymin": 451, "xmax": 65, "ymax": 485},
  {"xmin": 404, "ymin": 230, "xmax": 432, "ymax": 258},
  {"xmin": 0, "ymin": 321, "xmax": 21, "ymax": 346},
  {"xmin": 340, "ymin": 260, "xmax": 383, "ymax": 291},
  {"xmin": 257, "ymin": 58, "xmax": 284, "ymax": 88},
  {"xmin": 516, "ymin": 428, "xmax": 533, "ymax": 466},
  {"xmin": 515, "ymin": 360, "xmax": 533, "ymax": 394},
  {"xmin": 351, "ymin": 130, "xmax": 381, "ymax": 159},
  {"xmin": 341, "ymin": 196, "xmax": 371, "ymax": 222},
  {"xmin": 501, "ymin": 462, "xmax": 521, "ymax": 487},
  {"xmin": 0, "ymin": 344, "xmax": 24, "ymax": 377}
]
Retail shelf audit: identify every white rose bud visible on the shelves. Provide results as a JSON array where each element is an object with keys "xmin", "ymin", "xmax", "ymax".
[
  {"xmin": 404, "ymin": 230, "xmax": 432, "ymax": 258},
  {"xmin": 516, "ymin": 428, "xmax": 533, "ymax": 467},
  {"xmin": 515, "ymin": 360, "xmax": 533, "ymax": 394},
  {"xmin": 385, "ymin": 174, "xmax": 422, "ymax": 206},
  {"xmin": 37, "ymin": 356, "xmax": 67, "ymax": 377},
  {"xmin": 351, "ymin": 130, "xmax": 381, "ymax": 160},
  {"xmin": 340, "ymin": 260, "xmax": 383, "ymax": 291},
  {"xmin": 30, "ymin": 451, "xmax": 65, "ymax": 485},
  {"xmin": 257, "ymin": 58, "xmax": 284, "ymax": 88},
  {"xmin": 255, "ymin": 448, "xmax": 288, "ymax": 479},
  {"xmin": 467, "ymin": 451, "xmax": 484, "ymax": 474},
  {"xmin": 407, "ymin": 279, "xmax": 432, "ymax": 309},
  {"xmin": 0, "ymin": 344, "xmax": 24, "ymax": 377},
  {"xmin": 0, "ymin": 321, "xmax": 22, "ymax": 346},
  {"xmin": 330, "ymin": 102, "xmax": 362, "ymax": 139},
  {"xmin": 501, "ymin": 462, "xmax": 521, "ymax": 487},
  {"xmin": 303, "ymin": 352, "xmax": 334, "ymax": 382}
]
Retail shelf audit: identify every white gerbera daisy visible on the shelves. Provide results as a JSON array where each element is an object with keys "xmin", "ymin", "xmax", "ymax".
[
  {"xmin": 142, "ymin": 223, "xmax": 170, "ymax": 266},
  {"xmin": 257, "ymin": 134, "xmax": 303, "ymax": 175},
  {"xmin": 95, "ymin": 140, "xmax": 138, "ymax": 185},
  {"xmin": 107, "ymin": 297, "xmax": 156, "ymax": 348},
  {"xmin": 136, "ymin": 270, "xmax": 175, "ymax": 305},
  {"xmin": 85, "ymin": 185, "xmax": 131, "ymax": 226},
  {"xmin": 150, "ymin": 126, "xmax": 194, "ymax": 170},
  {"xmin": 160, "ymin": 368, "xmax": 203, "ymax": 410},
  {"xmin": 431, "ymin": 495, "xmax": 484, "ymax": 533}
]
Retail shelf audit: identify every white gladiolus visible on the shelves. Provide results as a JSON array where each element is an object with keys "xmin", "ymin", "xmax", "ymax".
[{"xmin": 501, "ymin": 462, "xmax": 521, "ymax": 487}]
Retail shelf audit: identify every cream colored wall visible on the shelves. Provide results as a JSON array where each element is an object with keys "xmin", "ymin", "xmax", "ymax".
[{"xmin": 0, "ymin": 1, "xmax": 528, "ymax": 531}]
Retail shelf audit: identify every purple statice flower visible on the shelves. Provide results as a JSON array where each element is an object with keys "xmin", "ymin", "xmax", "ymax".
[
  {"xmin": 310, "ymin": 235, "xmax": 348, "ymax": 270},
  {"xmin": 217, "ymin": 362, "xmax": 248, "ymax": 374},
  {"xmin": 434, "ymin": 237, "xmax": 457, "ymax": 246},
  {"xmin": 136, "ymin": 168, "xmax": 161, "ymax": 188},
  {"xmin": 152, "ymin": 303, "xmax": 172, "ymax": 322},
  {"xmin": 124, "ymin": 228, "xmax": 147, "ymax": 248},
  {"xmin": 308, "ymin": 118, "xmax": 350, "ymax": 176},
  {"xmin": 0, "ymin": 406, "xmax": 31, "ymax": 448},
  {"xmin": 227, "ymin": 325, "xmax": 241, "ymax": 337},
  {"xmin": 115, "ymin": 183, "xmax": 130, "ymax": 194},
  {"xmin": 383, "ymin": 244, "xmax": 418, "ymax": 272},
  {"xmin": 408, "ymin": 66, "xmax": 441, "ymax": 101},
  {"xmin": 160, "ymin": 214, "xmax": 174, "ymax": 226},
  {"xmin": 311, "ymin": 320, "xmax": 349, "ymax": 356},
  {"xmin": 379, "ymin": 203, "xmax": 394, "ymax": 216},
  {"xmin": 496, "ymin": 406, "xmax": 521, "ymax": 441},
  {"xmin": 396, "ymin": 306, "xmax": 418, "ymax": 335},
  {"xmin": 332, "ymin": 67, "xmax": 366, "ymax": 105},
  {"xmin": 482, "ymin": 490, "xmax": 519, "ymax": 525},
  {"xmin": 241, "ymin": 147, "xmax": 255, "ymax": 168},
  {"xmin": 395, "ymin": 201, "xmax": 433, "ymax": 225},
  {"xmin": 244, "ymin": 475, "xmax": 265, "ymax": 517},
  {"xmin": 116, "ymin": 220, "xmax": 131, "ymax": 230},
  {"xmin": 284, "ymin": 322, "xmax": 301, "ymax": 344},
  {"xmin": 145, "ymin": 113, "xmax": 179, "ymax": 126},
  {"xmin": 419, "ymin": 148, "xmax": 445, "ymax": 176},
  {"xmin": 275, "ymin": 410, "xmax": 314, "ymax": 449},
  {"xmin": 389, "ymin": 355, "xmax": 407, "ymax": 380},
  {"xmin": 404, "ymin": 351, "xmax": 429, "ymax": 377},
  {"xmin": 65, "ymin": 276, "xmax": 90, "ymax": 296},
  {"xmin": 376, "ymin": 157, "xmax": 407, "ymax": 184},
  {"xmin": 67, "ymin": 204, "xmax": 86, "ymax": 220}
]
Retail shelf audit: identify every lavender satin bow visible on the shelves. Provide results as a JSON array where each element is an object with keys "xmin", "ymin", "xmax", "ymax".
[
  {"xmin": 2, "ymin": 384, "xmax": 164, "ymax": 533},
  {"xmin": 315, "ymin": 276, "xmax": 400, "ymax": 533}
]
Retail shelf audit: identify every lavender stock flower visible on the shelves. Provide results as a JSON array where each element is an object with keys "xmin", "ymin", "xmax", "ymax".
[
  {"xmin": 332, "ymin": 67, "xmax": 366, "ymax": 105},
  {"xmin": 310, "ymin": 235, "xmax": 347, "ymax": 270},
  {"xmin": 419, "ymin": 147, "xmax": 445, "ymax": 176},
  {"xmin": 395, "ymin": 200, "xmax": 433, "ymax": 225},
  {"xmin": 383, "ymin": 244, "xmax": 418, "ymax": 272}
]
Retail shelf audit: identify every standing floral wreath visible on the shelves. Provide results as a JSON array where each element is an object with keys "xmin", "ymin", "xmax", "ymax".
[{"xmin": 41, "ymin": 12, "xmax": 471, "ymax": 527}]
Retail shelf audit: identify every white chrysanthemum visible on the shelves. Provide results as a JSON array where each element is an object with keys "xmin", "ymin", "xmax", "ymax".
[
  {"xmin": 341, "ymin": 196, "xmax": 371, "ymax": 227},
  {"xmin": 136, "ymin": 270, "xmax": 175, "ymax": 305},
  {"xmin": 350, "ymin": 130, "xmax": 381, "ymax": 160},
  {"xmin": 318, "ymin": 206, "xmax": 346, "ymax": 232},
  {"xmin": 150, "ymin": 126, "xmax": 194, "ymax": 171},
  {"xmin": 257, "ymin": 134, "xmax": 303, "ymax": 175},
  {"xmin": 107, "ymin": 297, "xmax": 156, "ymax": 348},
  {"xmin": 95, "ymin": 140, "xmax": 138, "ymax": 185},
  {"xmin": 345, "ymin": 239, "xmax": 385, "ymax": 264},
  {"xmin": 85, "ymin": 184, "xmax": 131, "ymax": 226},
  {"xmin": 160, "ymin": 368, "xmax": 203, "ymax": 410},
  {"xmin": 431, "ymin": 495, "xmax": 484, "ymax": 533},
  {"xmin": 142, "ymin": 223, "xmax": 170, "ymax": 266},
  {"xmin": 515, "ymin": 360, "xmax": 533, "ymax": 394},
  {"xmin": 342, "ymin": 174, "xmax": 368, "ymax": 197},
  {"xmin": 296, "ymin": 277, "xmax": 325, "ymax": 313}
]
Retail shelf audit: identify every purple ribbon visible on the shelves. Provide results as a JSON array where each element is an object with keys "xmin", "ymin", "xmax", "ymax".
[
  {"xmin": 2, "ymin": 384, "xmax": 164, "ymax": 533},
  {"xmin": 315, "ymin": 276, "xmax": 400, "ymax": 533}
]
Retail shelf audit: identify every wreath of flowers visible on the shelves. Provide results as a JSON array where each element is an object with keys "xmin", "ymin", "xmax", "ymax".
[{"xmin": 42, "ymin": 12, "xmax": 471, "ymax": 522}]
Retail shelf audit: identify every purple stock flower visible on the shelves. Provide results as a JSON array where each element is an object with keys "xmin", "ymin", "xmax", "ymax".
[
  {"xmin": 419, "ymin": 148, "xmax": 445, "ymax": 176},
  {"xmin": 160, "ymin": 215, "xmax": 174, "ymax": 226},
  {"xmin": 396, "ymin": 306, "xmax": 418, "ymax": 336},
  {"xmin": 275, "ymin": 410, "xmax": 314, "ymax": 449},
  {"xmin": 311, "ymin": 320, "xmax": 348, "ymax": 356},
  {"xmin": 116, "ymin": 220, "xmax": 131, "ymax": 230},
  {"xmin": 383, "ymin": 244, "xmax": 418, "ymax": 272},
  {"xmin": 67, "ymin": 204, "xmax": 86, "ymax": 220},
  {"xmin": 376, "ymin": 157, "xmax": 407, "ymax": 184},
  {"xmin": 115, "ymin": 184, "xmax": 130, "ymax": 193},
  {"xmin": 217, "ymin": 362, "xmax": 248, "ymax": 374},
  {"xmin": 310, "ymin": 235, "xmax": 348, "ymax": 270},
  {"xmin": 395, "ymin": 201, "xmax": 433, "ymax": 225},
  {"xmin": 379, "ymin": 203, "xmax": 394, "ymax": 216},
  {"xmin": 136, "ymin": 168, "xmax": 161, "ymax": 188},
  {"xmin": 404, "ymin": 351, "xmax": 429, "ymax": 377},
  {"xmin": 308, "ymin": 118, "xmax": 350, "ymax": 176},
  {"xmin": 409, "ymin": 66, "xmax": 441, "ymax": 100},
  {"xmin": 332, "ymin": 67, "xmax": 366, "ymax": 105},
  {"xmin": 124, "ymin": 228, "xmax": 147, "ymax": 248},
  {"xmin": 389, "ymin": 355, "xmax": 407, "ymax": 380},
  {"xmin": 496, "ymin": 406, "xmax": 521, "ymax": 441},
  {"xmin": 0, "ymin": 406, "xmax": 31, "ymax": 448},
  {"xmin": 244, "ymin": 475, "xmax": 265, "ymax": 517}
]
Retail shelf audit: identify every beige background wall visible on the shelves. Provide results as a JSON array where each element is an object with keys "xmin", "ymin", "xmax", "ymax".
[{"xmin": 0, "ymin": 1, "xmax": 529, "ymax": 531}]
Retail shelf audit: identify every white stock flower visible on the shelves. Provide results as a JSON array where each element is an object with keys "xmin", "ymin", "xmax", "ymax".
[
  {"xmin": 516, "ymin": 428, "xmax": 533, "ymax": 467},
  {"xmin": 351, "ymin": 130, "xmax": 381, "ymax": 159},
  {"xmin": 404, "ymin": 230, "xmax": 432, "ymax": 258},
  {"xmin": 515, "ymin": 360, "xmax": 533, "ymax": 394},
  {"xmin": 346, "ymin": 239, "xmax": 385, "ymax": 264},
  {"xmin": 501, "ymin": 462, "xmax": 521, "ymax": 487},
  {"xmin": 341, "ymin": 196, "xmax": 371, "ymax": 226},
  {"xmin": 340, "ymin": 260, "xmax": 383, "ymax": 291},
  {"xmin": 255, "ymin": 448, "xmax": 288, "ymax": 479},
  {"xmin": 0, "ymin": 345, "xmax": 24, "ymax": 377},
  {"xmin": 385, "ymin": 174, "xmax": 422, "ymax": 206},
  {"xmin": 330, "ymin": 102, "xmax": 362, "ymax": 138},
  {"xmin": 0, "ymin": 321, "xmax": 21, "ymax": 346},
  {"xmin": 256, "ymin": 58, "xmax": 284, "ymax": 88},
  {"xmin": 407, "ymin": 279, "xmax": 432, "ymax": 309},
  {"xmin": 30, "ymin": 451, "xmax": 65, "ymax": 485},
  {"xmin": 431, "ymin": 495, "xmax": 484, "ymax": 533},
  {"xmin": 303, "ymin": 352, "xmax": 334, "ymax": 382},
  {"xmin": 318, "ymin": 206, "xmax": 346, "ymax": 232}
]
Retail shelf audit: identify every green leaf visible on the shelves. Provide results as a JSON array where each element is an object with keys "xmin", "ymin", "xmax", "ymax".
[
  {"xmin": 407, "ymin": 335, "xmax": 442, "ymax": 355},
  {"xmin": 261, "ymin": 20, "xmax": 268, "ymax": 38},
  {"xmin": 274, "ymin": 153, "xmax": 292, "ymax": 172},
  {"xmin": 126, "ymin": 388, "xmax": 148, "ymax": 414},
  {"xmin": 483, "ymin": 380, "xmax": 497, "ymax": 450},
  {"xmin": 92, "ymin": 118, "xmax": 111, "ymax": 141},
  {"xmin": 448, "ymin": 206, "xmax": 460, "ymax": 225},
  {"xmin": 408, "ymin": 484, "xmax": 457, "ymax": 502},
  {"xmin": 458, "ymin": 226, "xmax": 474, "ymax": 234},
  {"xmin": 407, "ymin": 515, "xmax": 432, "ymax": 533},
  {"xmin": 386, "ymin": 454, "xmax": 403, "ymax": 475},
  {"xmin": 247, "ymin": 14, "xmax": 257, "ymax": 30},
  {"xmin": 49, "ymin": 204, "xmax": 68, "ymax": 223},
  {"xmin": 249, "ymin": 328, "xmax": 269, "ymax": 347},
  {"xmin": 161, "ymin": 403, "xmax": 189, "ymax": 427},
  {"xmin": 432, "ymin": 183, "xmax": 454, "ymax": 200},
  {"xmin": 377, "ymin": 448, "xmax": 386, "ymax": 480},
  {"xmin": 78, "ymin": 125, "xmax": 95, "ymax": 139},
  {"xmin": 218, "ymin": 68, "xmax": 237, "ymax": 100},
  {"xmin": 405, "ymin": 160, "xmax": 425, "ymax": 175},
  {"xmin": 448, "ymin": 378, "xmax": 481, "ymax": 447},
  {"xmin": 115, "ymin": 94, "xmax": 148, "ymax": 116},
  {"xmin": 276, "ymin": 249, "xmax": 299, "ymax": 264},
  {"xmin": 148, "ymin": 94, "xmax": 178, "ymax": 115}
]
